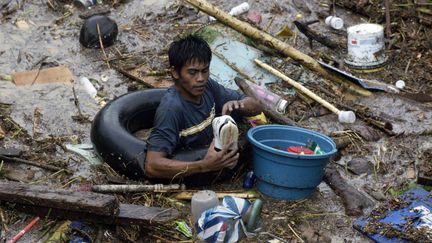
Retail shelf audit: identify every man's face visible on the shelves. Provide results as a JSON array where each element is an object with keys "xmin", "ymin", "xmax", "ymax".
[{"xmin": 172, "ymin": 60, "xmax": 210, "ymax": 102}]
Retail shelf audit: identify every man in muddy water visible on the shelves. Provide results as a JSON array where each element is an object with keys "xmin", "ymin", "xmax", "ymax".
[{"xmin": 145, "ymin": 35, "xmax": 262, "ymax": 183}]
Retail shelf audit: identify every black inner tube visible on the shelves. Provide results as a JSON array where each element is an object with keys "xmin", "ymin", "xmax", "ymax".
[{"xmin": 90, "ymin": 89, "xmax": 215, "ymax": 184}]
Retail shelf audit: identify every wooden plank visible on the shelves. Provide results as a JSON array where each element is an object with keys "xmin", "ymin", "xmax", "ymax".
[
  {"xmin": 11, "ymin": 203, "xmax": 179, "ymax": 225},
  {"xmin": 0, "ymin": 181, "xmax": 118, "ymax": 216},
  {"xmin": 12, "ymin": 66, "xmax": 74, "ymax": 86},
  {"xmin": 417, "ymin": 160, "xmax": 432, "ymax": 186},
  {"xmin": 115, "ymin": 204, "xmax": 179, "ymax": 224}
]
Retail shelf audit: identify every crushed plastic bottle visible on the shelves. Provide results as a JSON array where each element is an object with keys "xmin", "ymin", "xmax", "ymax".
[
  {"xmin": 306, "ymin": 140, "xmax": 323, "ymax": 154},
  {"xmin": 248, "ymin": 81, "xmax": 288, "ymax": 114}
]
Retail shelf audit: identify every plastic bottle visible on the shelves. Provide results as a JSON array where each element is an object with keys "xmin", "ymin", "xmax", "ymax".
[
  {"xmin": 78, "ymin": 77, "xmax": 97, "ymax": 98},
  {"xmin": 191, "ymin": 190, "xmax": 219, "ymax": 223},
  {"xmin": 209, "ymin": 2, "xmax": 250, "ymax": 21},
  {"xmin": 228, "ymin": 2, "xmax": 250, "ymax": 16},
  {"xmin": 248, "ymin": 82, "xmax": 288, "ymax": 114},
  {"xmin": 325, "ymin": 16, "xmax": 344, "ymax": 30}
]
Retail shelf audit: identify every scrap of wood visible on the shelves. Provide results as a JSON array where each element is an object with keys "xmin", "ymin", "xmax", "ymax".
[
  {"xmin": 184, "ymin": 0, "xmax": 372, "ymax": 97},
  {"xmin": 0, "ymin": 181, "xmax": 119, "ymax": 216},
  {"xmin": 293, "ymin": 20, "xmax": 344, "ymax": 50},
  {"xmin": 173, "ymin": 190, "xmax": 260, "ymax": 200},
  {"xmin": 0, "ymin": 154, "xmax": 66, "ymax": 172},
  {"xmin": 323, "ymin": 166, "xmax": 375, "ymax": 216},
  {"xmin": 32, "ymin": 107, "xmax": 42, "ymax": 139},
  {"xmin": 0, "ymin": 126, "xmax": 4, "ymax": 139},
  {"xmin": 12, "ymin": 66, "xmax": 74, "ymax": 86},
  {"xmin": 113, "ymin": 64, "xmax": 172, "ymax": 88}
]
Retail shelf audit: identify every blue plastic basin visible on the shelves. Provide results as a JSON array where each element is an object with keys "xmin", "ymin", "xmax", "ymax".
[{"xmin": 247, "ymin": 125, "xmax": 337, "ymax": 200}]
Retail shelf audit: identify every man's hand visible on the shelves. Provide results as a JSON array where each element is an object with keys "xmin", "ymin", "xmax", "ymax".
[
  {"xmin": 222, "ymin": 100, "xmax": 245, "ymax": 115},
  {"xmin": 201, "ymin": 139, "xmax": 239, "ymax": 172}
]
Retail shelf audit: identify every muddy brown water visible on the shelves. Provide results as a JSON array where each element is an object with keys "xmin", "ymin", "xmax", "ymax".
[{"xmin": 1, "ymin": 0, "xmax": 432, "ymax": 242}]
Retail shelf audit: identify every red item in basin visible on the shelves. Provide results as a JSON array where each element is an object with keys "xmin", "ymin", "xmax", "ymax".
[{"xmin": 287, "ymin": 146, "xmax": 314, "ymax": 155}]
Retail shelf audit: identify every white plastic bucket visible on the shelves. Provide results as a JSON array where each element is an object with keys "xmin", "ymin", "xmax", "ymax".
[{"xmin": 344, "ymin": 23, "xmax": 387, "ymax": 69}]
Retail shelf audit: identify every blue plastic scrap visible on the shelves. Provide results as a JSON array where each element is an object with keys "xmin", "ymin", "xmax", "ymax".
[
  {"xmin": 209, "ymin": 37, "xmax": 280, "ymax": 90},
  {"xmin": 69, "ymin": 221, "xmax": 94, "ymax": 243},
  {"xmin": 353, "ymin": 188, "xmax": 432, "ymax": 242}
]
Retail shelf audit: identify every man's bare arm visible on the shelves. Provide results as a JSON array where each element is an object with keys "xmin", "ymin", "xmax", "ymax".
[
  {"xmin": 222, "ymin": 97, "xmax": 263, "ymax": 116},
  {"xmin": 145, "ymin": 140, "xmax": 239, "ymax": 179}
]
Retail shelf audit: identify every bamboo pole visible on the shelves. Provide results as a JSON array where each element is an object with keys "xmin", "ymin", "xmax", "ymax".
[
  {"xmin": 91, "ymin": 184, "xmax": 185, "ymax": 193},
  {"xmin": 255, "ymin": 59, "xmax": 356, "ymax": 123},
  {"xmin": 173, "ymin": 190, "xmax": 259, "ymax": 200},
  {"xmin": 184, "ymin": 0, "xmax": 372, "ymax": 97}
]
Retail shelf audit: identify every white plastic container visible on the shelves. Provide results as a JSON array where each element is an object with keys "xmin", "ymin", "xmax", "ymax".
[
  {"xmin": 344, "ymin": 23, "xmax": 388, "ymax": 69},
  {"xmin": 325, "ymin": 16, "xmax": 344, "ymax": 30},
  {"xmin": 395, "ymin": 80, "xmax": 406, "ymax": 90},
  {"xmin": 228, "ymin": 2, "xmax": 250, "ymax": 16},
  {"xmin": 191, "ymin": 190, "xmax": 219, "ymax": 223},
  {"xmin": 78, "ymin": 77, "xmax": 97, "ymax": 98},
  {"xmin": 209, "ymin": 2, "xmax": 250, "ymax": 21}
]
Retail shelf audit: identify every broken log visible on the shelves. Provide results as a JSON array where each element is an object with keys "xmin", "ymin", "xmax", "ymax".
[
  {"xmin": 234, "ymin": 76, "xmax": 298, "ymax": 126},
  {"xmin": 184, "ymin": 0, "xmax": 372, "ymax": 97},
  {"xmin": 336, "ymin": 102, "xmax": 395, "ymax": 136},
  {"xmin": 0, "ymin": 181, "xmax": 119, "ymax": 216},
  {"xmin": 323, "ymin": 165, "xmax": 375, "ymax": 216}
]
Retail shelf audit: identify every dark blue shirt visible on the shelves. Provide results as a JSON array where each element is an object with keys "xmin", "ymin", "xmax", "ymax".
[{"xmin": 147, "ymin": 79, "xmax": 246, "ymax": 156}]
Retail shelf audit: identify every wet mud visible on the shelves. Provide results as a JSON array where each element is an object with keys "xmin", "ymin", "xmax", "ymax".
[{"xmin": 0, "ymin": 0, "xmax": 432, "ymax": 242}]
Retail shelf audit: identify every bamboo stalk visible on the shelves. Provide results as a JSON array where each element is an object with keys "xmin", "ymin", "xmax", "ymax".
[
  {"xmin": 173, "ymin": 190, "xmax": 259, "ymax": 200},
  {"xmin": 184, "ymin": 0, "xmax": 372, "ymax": 97},
  {"xmin": 91, "ymin": 184, "xmax": 185, "ymax": 193},
  {"xmin": 255, "ymin": 59, "xmax": 339, "ymax": 114},
  {"xmin": 287, "ymin": 222, "xmax": 304, "ymax": 242}
]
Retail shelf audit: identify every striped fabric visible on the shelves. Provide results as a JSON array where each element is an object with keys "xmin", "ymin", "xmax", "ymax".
[{"xmin": 197, "ymin": 196, "xmax": 251, "ymax": 243}]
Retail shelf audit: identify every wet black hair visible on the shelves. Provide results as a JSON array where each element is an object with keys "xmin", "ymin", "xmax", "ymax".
[{"xmin": 168, "ymin": 35, "xmax": 212, "ymax": 73}]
